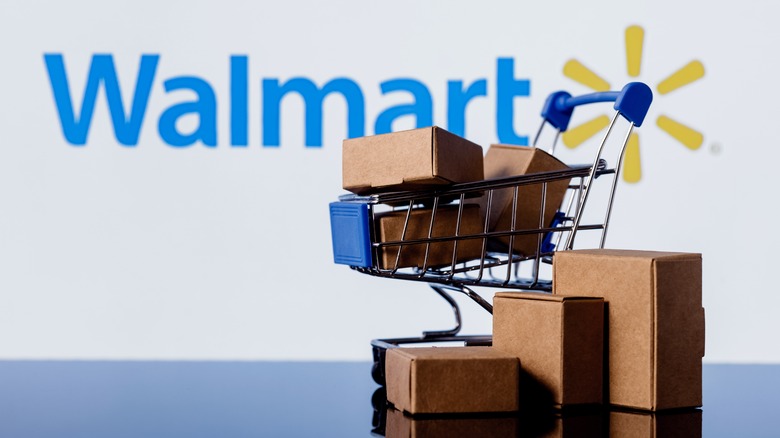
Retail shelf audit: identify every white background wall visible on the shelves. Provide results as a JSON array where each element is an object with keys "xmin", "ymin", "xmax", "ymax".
[{"xmin": 0, "ymin": 0, "xmax": 777, "ymax": 362}]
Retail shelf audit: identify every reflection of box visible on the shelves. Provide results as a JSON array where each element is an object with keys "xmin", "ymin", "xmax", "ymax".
[
  {"xmin": 343, "ymin": 126, "xmax": 484, "ymax": 195},
  {"xmin": 386, "ymin": 347, "xmax": 519, "ymax": 414},
  {"xmin": 375, "ymin": 204, "xmax": 483, "ymax": 270},
  {"xmin": 478, "ymin": 145, "xmax": 570, "ymax": 256},
  {"xmin": 539, "ymin": 411, "xmax": 604, "ymax": 438},
  {"xmin": 493, "ymin": 292, "xmax": 604, "ymax": 407},
  {"xmin": 385, "ymin": 408, "xmax": 519, "ymax": 438},
  {"xmin": 610, "ymin": 409, "xmax": 702, "ymax": 438},
  {"xmin": 553, "ymin": 250, "xmax": 705, "ymax": 411}
]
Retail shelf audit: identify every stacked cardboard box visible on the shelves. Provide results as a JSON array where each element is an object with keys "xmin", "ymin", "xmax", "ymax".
[
  {"xmin": 342, "ymin": 126, "xmax": 484, "ymax": 195},
  {"xmin": 342, "ymin": 126, "xmax": 486, "ymax": 270},
  {"xmin": 492, "ymin": 292, "xmax": 604, "ymax": 408},
  {"xmin": 385, "ymin": 347, "xmax": 520, "ymax": 415},
  {"xmin": 475, "ymin": 144, "xmax": 571, "ymax": 256},
  {"xmin": 553, "ymin": 249, "xmax": 705, "ymax": 410},
  {"xmin": 342, "ymin": 128, "xmax": 704, "ymax": 417},
  {"xmin": 373, "ymin": 204, "xmax": 484, "ymax": 270},
  {"xmin": 383, "ymin": 249, "xmax": 704, "ymax": 416},
  {"xmin": 340, "ymin": 130, "xmax": 572, "ymax": 270}
]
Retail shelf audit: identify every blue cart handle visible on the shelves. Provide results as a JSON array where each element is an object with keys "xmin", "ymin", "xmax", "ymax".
[{"xmin": 541, "ymin": 82, "xmax": 652, "ymax": 132}]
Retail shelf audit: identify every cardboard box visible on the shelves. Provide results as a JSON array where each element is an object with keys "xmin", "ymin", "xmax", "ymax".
[
  {"xmin": 343, "ymin": 126, "xmax": 484, "ymax": 195},
  {"xmin": 609, "ymin": 409, "xmax": 702, "ymax": 437},
  {"xmin": 553, "ymin": 249, "xmax": 705, "ymax": 411},
  {"xmin": 492, "ymin": 292, "xmax": 604, "ymax": 407},
  {"xmin": 375, "ymin": 204, "xmax": 484, "ymax": 270},
  {"xmin": 477, "ymin": 144, "xmax": 571, "ymax": 256},
  {"xmin": 385, "ymin": 408, "xmax": 519, "ymax": 438},
  {"xmin": 385, "ymin": 347, "xmax": 520, "ymax": 414}
]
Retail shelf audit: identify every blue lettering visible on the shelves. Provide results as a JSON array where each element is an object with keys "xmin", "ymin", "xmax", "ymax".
[
  {"xmin": 262, "ymin": 77, "xmax": 365, "ymax": 147},
  {"xmin": 496, "ymin": 58, "xmax": 530, "ymax": 145},
  {"xmin": 375, "ymin": 79, "xmax": 433, "ymax": 135},
  {"xmin": 44, "ymin": 55, "xmax": 535, "ymax": 149},
  {"xmin": 43, "ymin": 54, "xmax": 158, "ymax": 146},
  {"xmin": 447, "ymin": 79, "xmax": 487, "ymax": 137},
  {"xmin": 158, "ymin": 76, "xmax": 218, "ymax": 147},
  {"xmin": 230, "ymin": 55, "xmax": 248, "ymax": 147}
]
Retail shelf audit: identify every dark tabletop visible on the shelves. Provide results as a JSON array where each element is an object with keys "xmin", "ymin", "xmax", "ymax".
[{"xmin": 0, "ymin": 361, "xmax": 776, "ymax": 437}]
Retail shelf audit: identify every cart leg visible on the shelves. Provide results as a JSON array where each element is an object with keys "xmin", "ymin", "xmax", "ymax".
[
  {"xmin": 369, "ymin": 285, "xmax": 493, "ymax": 387},
  {"xmin": 371, "ymin": 344, "xmax": 386, "ymax": 385},
  {"xmin": 444, "ymin": 284, "xmax": 494, "ymax": 314},
  {"xmin": 371, "ymin": 386, "xmax": 388, "ymax": 435},
  {"xmin": 421, "ymin": 285, "xmax": 463, "ymax": 338}
]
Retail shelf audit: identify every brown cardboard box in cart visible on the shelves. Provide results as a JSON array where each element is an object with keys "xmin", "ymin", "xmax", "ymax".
[
  {"xmin": 374, "ymin": 204, "xmax": 484, "ymax": 270},
  {"xmin": 385, "ymin": 347, "xmax": 520, "ymax": 415},
  {"xmin": 553, "ymin": 249, "xmax": 705, "ymax": 411},
  {"xmin": 342, "ymin": 126, "xmax": 484, "ymax": 195},
  {"xmin": 492, "ymin": 292, "xmax": 604, "ymax": 407},
  {"xmin": 476, "ymin": 145, "xmax": 571, "ymax": 256}
]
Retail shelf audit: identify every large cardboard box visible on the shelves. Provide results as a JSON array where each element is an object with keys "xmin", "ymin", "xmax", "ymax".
[
  {"xmin": 385, "ymin": 408, "xmax": 519, "ymax": 438},
  {"xmin": 375, "ymin": 204, "xmax": 483, "ymax": 270},
  {"xmin": 477, "ymin": 145, "xmax": 571, "ymax": 256},
  {"xmin": 553, "ymin": 249, "xmax": 705, "ymax": 411},
  {"xmin": 492, "ymin": 292, "xmax": 604, "ymax": 407},
  {"xmin": 385, "ymin": 347, "xmax": 520, "ymax": 414},
  {"xmin": 609, "ymin": 409, "xmax": 702, "ymax": 437},
  {"xmin": 342, "ymin": 126, "xmax": 484, "ymax": 195}
]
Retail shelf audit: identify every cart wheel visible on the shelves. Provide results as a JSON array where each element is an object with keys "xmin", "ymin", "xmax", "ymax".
[
  {"xmin": 371, "ymin": 386, "xmax": 387, "ymax": 410},
  {"xmin": 371, "ymin": 387, "xmax": 388, "ymax": 435},
  {"xmin": 371, "ymin": 345, "xmax": 386, "ymax": 386}
]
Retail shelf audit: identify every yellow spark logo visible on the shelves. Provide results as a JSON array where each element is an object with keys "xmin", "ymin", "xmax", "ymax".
[{"xmin": 562, "ymin": 25, "xmax": 705, "ymax": 183}]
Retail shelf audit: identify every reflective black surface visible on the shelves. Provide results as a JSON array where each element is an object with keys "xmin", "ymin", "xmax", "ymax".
[{"xmin": 0, "ymin": 361, "xmax": 776, "ymax": 437}]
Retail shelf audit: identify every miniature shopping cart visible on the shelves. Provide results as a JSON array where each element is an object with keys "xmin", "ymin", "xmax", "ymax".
[{"xmin": 330, "ymin": 82, "xmax": 653, "ymax": 385}]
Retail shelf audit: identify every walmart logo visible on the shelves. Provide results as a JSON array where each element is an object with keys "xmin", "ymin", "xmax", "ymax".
[
  {"xmin": 44, "ymin": 54, "xmax": 534, "ymax": 148},
  {"xmin": 561, "ymin": 25, "xmax": 706, "ymax": 183}
]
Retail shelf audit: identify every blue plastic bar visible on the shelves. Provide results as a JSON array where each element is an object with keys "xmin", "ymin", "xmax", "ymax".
[
  {"xmin": 560, "ymin": 92, "xmax": 620, "ymax": 111},
  {"xmin": 613, "ymin": 82, "xmax": 653, "ymax": 127},
  {"xmin": 541, "ymin": 82, "xmax": 652, "ymax": 132},
  {"xmin": 330, "ymin": 202, "xmax": 372, "ymax": 267}
]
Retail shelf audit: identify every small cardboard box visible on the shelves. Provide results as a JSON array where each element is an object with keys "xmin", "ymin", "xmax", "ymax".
[
  {"xmin": 385, "ymin": 408, "xmax": 519, "ymax": 438},
  {"xmin": 609, "ymin": 409, "xmax": 702, "ymax": 437},
  {"xmin": 375, "ymin": 204, "xmax": 484, "ymax": 270},
  {"xmin": 492, "ymin": 292, "xmax": 604, "ymax": 407},
  {"xmin": 385, "ymin": 347, "xmax": 520, "ymax": 415},
  {"xmin": 553, "ymin": 249, "xmax": 705, "ymax": 411},
  {"xmin": 343, "ymin": 126, "xmax": 484, "ymax": 195},
  {"xmin": 477, "ymin": 145, "xmax": 571, "ymax": 256}
]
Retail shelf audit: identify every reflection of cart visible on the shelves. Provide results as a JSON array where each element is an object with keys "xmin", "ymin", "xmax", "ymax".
[{"xmin": 330, "ymin": 83, "xmax": 652, "ymax": 385}]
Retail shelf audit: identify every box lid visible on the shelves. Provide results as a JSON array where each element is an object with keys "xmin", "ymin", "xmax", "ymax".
[
  {"xmin": 560, "ymin": 249, "xmax": 700, "ymax": 261},
  {"xmin": 390, "ymin": 346, "xmax": 518, "ymax": 361}
]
